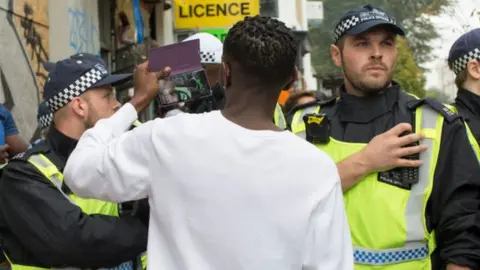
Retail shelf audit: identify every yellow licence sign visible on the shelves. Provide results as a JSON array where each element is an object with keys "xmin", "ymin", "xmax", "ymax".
[{"xmin": 174, "ymin": 0, "xmax": 260, "ymax": 30}]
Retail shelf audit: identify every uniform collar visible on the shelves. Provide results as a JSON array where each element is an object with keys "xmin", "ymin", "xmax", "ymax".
[
  {"xmin": 337, "ymin": 82, "xmax": 401, "ymax": 123},
  {"xmin": 46, "ymin": 127, "xmax": 78, "ymax": 161},
  {"xmin": 455, "ymin": 88, "xmax": 480, "ymax": 120}
]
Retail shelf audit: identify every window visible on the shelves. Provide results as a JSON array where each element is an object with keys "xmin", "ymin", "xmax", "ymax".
[
  {"xmin": 260, "ymin": 0, "xmax": 278, "ymax": 17},
  {"xmin": 98, "ymin": 0, "xmax": 112, "ymax": 50},
  {"xmin": 176, "ymin": 32, "xmax": 193, "ymax": 43}
]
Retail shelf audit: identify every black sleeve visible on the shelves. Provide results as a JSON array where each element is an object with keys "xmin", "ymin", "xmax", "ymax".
[
  {"xmin": 0, "ymin": 161, "xmax": 148, "ymax": 269},
  {"xmin": 134, "ymin": 198, "xmax": 150, "ymax": 226},
  {"xmin": 119, "ymin": 198, "xmax": 150, "ymax": 225},
  {"xmin": 429, "ymin": 119, "xmax": 480, "ymax": 269}
]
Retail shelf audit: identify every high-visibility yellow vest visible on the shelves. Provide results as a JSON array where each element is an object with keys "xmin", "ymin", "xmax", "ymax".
[
  {"xmin": 273, "ymin": 103, "xmax": 286, "ymax": 129},
  {"xmin": 133, "ymin": 120, "xmax": 142, "ymax": 127},
  {"xmin": 290, "ymin": 103, "xmax": 447, "ymax": 269},
  {"xmin": 4, "ymin": 153, "xmax": 146, "ymax": 270}
]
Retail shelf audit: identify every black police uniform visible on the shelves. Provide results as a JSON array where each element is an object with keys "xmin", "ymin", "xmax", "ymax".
[
  {"xmin": 0, "ymin": 127, "xmax": 148, "ymax": 268},
  {"xmin": 0, "ymin": 53, "xmax": 148, "ymax": 268},
  {"xmin": 303, "ymin": 3, "xmax": 480, "ymax": 269},
  {"xmin": 448, "ymin": 28, "xmax": 480, "ymax": 144},
  {"xmin": 453, "ymin": 89, "xmax": 480, "ymax": 143},
  {"xmin": 292, "ymin": 83, "xmax": 480, "ymax": 269}
]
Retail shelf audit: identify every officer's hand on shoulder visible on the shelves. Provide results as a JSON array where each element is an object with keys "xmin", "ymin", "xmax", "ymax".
[
  {"xmin": 359, "ymin": 123, "xmax": 427, "ymax": 173},
  {"xmin": 130, "ymin": 61, "xmax": 171, "ymax": 113}
]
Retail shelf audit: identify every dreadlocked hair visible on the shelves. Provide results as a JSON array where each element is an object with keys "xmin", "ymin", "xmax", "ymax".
[{"xmin": 223, "ymin": 15, "xmax": 299, "ymax": 83}]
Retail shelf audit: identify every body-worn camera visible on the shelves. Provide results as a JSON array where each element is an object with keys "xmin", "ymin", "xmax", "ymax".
[{"xmin": 303, "ymin": 113, "xmax": 330, "ymax": 144}]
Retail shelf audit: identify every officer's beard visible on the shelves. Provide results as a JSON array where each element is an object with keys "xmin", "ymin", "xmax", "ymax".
[
  {"xmin": 342, "ymin": 57, "xmax": 394, "ymax": 96},
  {"xmin": 83, "ymin": 107, "xmax": 100, "ymax": 129},
  {"xmin": 83, "ymin": 115, "xmax": 95, "ymax": 129}
]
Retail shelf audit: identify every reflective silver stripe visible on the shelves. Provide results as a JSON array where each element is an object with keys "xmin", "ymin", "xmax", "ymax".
[
  {"xmin": 353, "ymin": 242, "xmax": 428, "ymax": 265},
  {"xmin": 294, "ymin": 106, "xmax": 319, "ymax": 140},
  {"xmin": 405, "ymin": 105, "xmax": 436, "ymax": 243},
  {"xmin": 28, "ymin": 155, "xmax": 76, "ymax": 204},
  {"xmin": 354, "ymin": 105, "xmax": 438, "ymax": 265}
]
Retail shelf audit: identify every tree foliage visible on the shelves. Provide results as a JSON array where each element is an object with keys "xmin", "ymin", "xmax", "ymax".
[
  {"xmin": 425, "ymin": 88, "xmax": 453, "ymax": 104},
  {"xmin": 309, "ymin": 0, "xmax": 455, "ymax": 94},
  {"xmin": 394, "ymin": 38, "xmax": 426, "ymax": 97}
]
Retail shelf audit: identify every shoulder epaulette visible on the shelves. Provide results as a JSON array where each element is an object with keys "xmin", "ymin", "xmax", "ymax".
[
  {"xmin": 286, "ymin": 97, "xmax": 337, "ymax": 118},
  {"xmin": 10, "ymin": 142, "xmax": 50, "ymax": 162},
  {"xmin": 10, "ymin": 152, "xmax": 27, "ymax": 161},
  {"xmin": 286, "ymin": 100, "xmax": 319, "ymax": 118},
  {"xmin": 318, "ymin": 97, "xmax": 337, "ymax": 107},
  {"xmin": 407, "ymin": 98, "xmax": 460, "ymax": 123}
]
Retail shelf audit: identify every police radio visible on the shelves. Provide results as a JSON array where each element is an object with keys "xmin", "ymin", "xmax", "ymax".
[
  {"xmin": 398, "ymin": 131, "xmax": 420, "ymax": 185},
  {"xmin": 303, "ymin": 113, "xmax": 330, "ymax": 144},
  {"xmin": 377, "ymin": 131, "xmax": 420, "ymax": 190}
]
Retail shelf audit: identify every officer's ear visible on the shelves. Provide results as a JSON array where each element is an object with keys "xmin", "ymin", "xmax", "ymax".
[
  {"xmin": 70, "ymin": 96, "xmax": 89, "ymax": 118},
  {"xmin": 283, "ymin": 68, "xmax": 298, "ymax": 90},
  {"xmin": 331, "ymin": 43, "xmax": 342, "ymax": 68},
  {"xmin": 466, "ymin": 59, "xmax": 480, "ymax": 80}
]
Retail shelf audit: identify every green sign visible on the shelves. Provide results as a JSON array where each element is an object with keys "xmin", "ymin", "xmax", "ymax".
[{"xmin": 201, "ymin": 28, "xmax": 229, "ymax": 43}]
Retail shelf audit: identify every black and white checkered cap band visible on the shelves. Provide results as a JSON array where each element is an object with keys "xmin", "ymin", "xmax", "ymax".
[
  {"xmin": 38, "ymin": 113, "xmax": 53, "ymax": 129},
  {"xmin": 46, "ymin": 68, "xmax": 104, "ymax": 112},
  {"xmin": 450, "ymin": 48, "xmax": 480, "ymax": 75},
  {"xmin": 333, "ymin": 15, "xmax": 361, "ymax": 42},
  {"xmin": 200, "ymin": 51, "xmax": 217, "ymax": 64},
  {"xmin": 333, "ymin": 12, "xmax": 396, "ymax": 43}
]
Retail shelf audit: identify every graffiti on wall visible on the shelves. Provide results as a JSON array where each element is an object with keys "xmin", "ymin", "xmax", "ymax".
[
  {"xmin": 0, "ymin": 0, "xmax": 50, "ymax": 140},
  {"xmin": 19, "ymin": 2, "xmax": 49, "ymax": 89},
  {"xmin": 68, "ymin": 8, "xmax": 100, "ymax": 55}
]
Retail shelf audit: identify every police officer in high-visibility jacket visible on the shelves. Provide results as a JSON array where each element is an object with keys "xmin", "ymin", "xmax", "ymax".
[
  {"xmin": 289, "ymin": 5, "xmax": 480, "ymax": 270},
  {"xmin": 0, "ymin": 53, "xmax": 150, "ymax": 269},
  {"xmin": 450, "ymin": 28, "xmax": 480, "ymax": 147}
]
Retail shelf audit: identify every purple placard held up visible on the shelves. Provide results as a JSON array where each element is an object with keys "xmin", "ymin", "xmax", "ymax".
[{"xmin": 148, "ymin": 39, "xmax": 202, "ymax": 76}]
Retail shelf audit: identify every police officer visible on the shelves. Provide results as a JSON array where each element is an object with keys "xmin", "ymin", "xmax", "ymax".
[
  {"xmin": 290, "ymin": 5, "xmax": 480, "ymax": 270},
  {"xmin": 450, "ymin": 28, "xmax": 480, "ymax": 145},
  {"xmin": 0, "ymin": 53, "xmax": 155, "ymax": 269}
]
